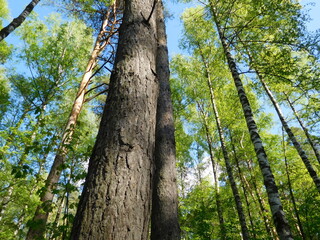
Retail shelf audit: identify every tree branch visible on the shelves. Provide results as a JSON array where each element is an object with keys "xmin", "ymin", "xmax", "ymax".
[
  {"xmin": 84, "ymin": 89, "xmax": 109, "ymax": 103},
  {"xmin": 0, "ymin": 0, "xmax": 41, "ymax": 42}
]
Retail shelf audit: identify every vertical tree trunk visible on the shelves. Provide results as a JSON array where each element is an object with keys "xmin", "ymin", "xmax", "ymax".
[
  {"xmin": 282, "ymin": 128, "xmax": 306, "ymax": 240},
  {"xmin": 207, "ymin": 86, "xmax": 250, "ymax": 240},
  {"xmin": 151, "ymin": 1, "xmax": 180, "ymax": 240},
  {"xmin": 48, "ymin": 193, "xmax": 65, "ymax": 240},
  {"xmin": 230, "ymin": 136, "xmax": 257, "ymax": 239},
  {"xmin": 197, "ymin": 101, "xmax": 226, "ymax": 239},
  {"xmin": 26, "ymin": 7, "xmax": 118, "ymax": 240},
  {"xmin": 256, "ymin": 71, "xmax": 320, "ymax": 192},
  {"xmin": 70, "ymin": 0, "xmax": 158, "ymax": 239},
  {"xmin": 197, "ymin": 51, "xmax": 250, "ymax": 239},
  {"xmin": 243, "ymin": 156, "xmax": 278, "ymax": 240},
  {"xmin": 202, "ymin": 116, "xmax": 226, "ymax": 240},
  {"xmin": 209, "ymin": 5, "xmax": 293, "ymax": 239},
  {"xmin": 239, "ymin": 135, "xmax": 279, "ymax": 239},
  {"xmin": 285, "ymin": 94, "xmax": 320, "ymax": 165},
  {"xmin": 0, "ymin": 0, "xmax": 40, "ymax": 42}
]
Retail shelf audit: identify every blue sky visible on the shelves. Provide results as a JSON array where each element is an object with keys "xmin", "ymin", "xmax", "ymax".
[
  {"xmin": 2, "ymin": 0, "xmax": 319, "ymax": 136},
  {"xmin": 4, "ymin": 0, "xmax": 319, "ymax": 58}
]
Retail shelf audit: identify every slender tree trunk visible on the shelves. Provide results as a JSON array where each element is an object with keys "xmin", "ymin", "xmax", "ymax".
[
  {"xmin": 0, "ymin": 185, "xmax": 12, "ymax": 222},
  {"xmin": 285, "ymin": 94, "xmax": 320, "ymax": 165},
  {"xmin": 197, "ymin": 52, "xmax": 250, "ymax": 239},
  {"xmin": 48, "ymin": 194, "xmax": 65, "ymax": 240},
  {"xmin": 70, "ymin": 0, "xmax": 159, "ymax": 238},
  {"xmin": 197, "ymin": 101, "xmax": 226, "ymax": 239},
  {"xmin": 203, "ymin": 119, "xmax": 226, "ymax": 239},
  {"xmin": 242, "ymin": 184, "xmax": 256, "ymax": 238},
  {"xmin": 210, "ymin": 96, "xmax": 250, "ymax": 240},
  {"xmin": 239, "ymin": 138, "xmax": 278, "ymax": 239},
  {"xmin": 151, "ymin": 1, "xmax": 180, "ymax": 240},
  {"xmin": 243, "ymin": 168, "xmax": 274, "ymax": 239},
  {"xmin": 0, "ymin": 0, "xmax": 40, "ymax": 42},
  {"xmin": 209, "ymin": 5, "xmax": 293, "ymax": 239},
  {"xmin": 26, "ymin": 8, "xmax": 118, "ymax": 240},
  {"xmin": 282, "ymin": 128, "xmax": 306, "ymax": 239},
  {"xmin": 256, "ymin": 71, "xmax": 320, "ymax": 192},
  {"xmin": 230, "ymin": 136, "xmax": 257, "ymax": 239},
  {"xmin": 242, "ymin": 155, "xmax": 278, "ymax": 240}
]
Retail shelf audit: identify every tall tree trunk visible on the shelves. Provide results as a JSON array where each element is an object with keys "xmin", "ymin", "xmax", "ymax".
[
  {"xmin": 209, "ymin": 5, "xmax": 293, "ymax": 239},
  {"xmin": 205, "ymin": 121, "xmax": 226, "ymax": 239},
  {"xmin": 48, "ymin": 193, "xmax": 65, "ymax": 240},
  {"xmin": 285, "ymin": 94, "xmax": 320, "ymax": 165},
  {"xmin": 256, "ymin": 71, "xmax": 320, "ymax": 192},
  {"xmin": 242, "ymin": 155, "xmax": 278, "ymax": 240},
  {"xmin": 151, "ymin": 1, "xmax": 180, "ymax": 240},
  {"xmin": 242, "ymin": 183, "xmax": 256, "ymax": 239},
  {"xmin": 70, "ymin": 0, "xmax": 158, "ymax": 239},
  {"xmin": 230, "ymin": 135, "xmax": 257, "ymax": 239},
  {"xmin": 208, "ymin": 89, "xmax": 250, "ymax": 240},
  {"xmin": 282, "ymin": 128, "xmax": 306, "ymax": 239},
  {"xmin": 26, "ymin": 7, "xmax": 118, "ymax": 240},
  {"xmin": 197, "ymin": 102, "xmax": 226, "ymax": 239},
  {"xmin": 0, "ymin": 0, "xmax": 40, "ymax": 42},
  {"xmin": 197, "ymin": 50, "xmax": 250, "ymax": 239}
]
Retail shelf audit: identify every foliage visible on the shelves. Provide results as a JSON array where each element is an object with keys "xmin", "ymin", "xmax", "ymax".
[
  {"xmin": 0, "ymin": 12, "xmax": 98, "ymax": 239},
  {"xmin": 172, "ymin": 0, "xmax": 320, "ymax": 239},
  {"xmin": 0, "ymin": 0, "xmax": 319, "ymax": 239}
]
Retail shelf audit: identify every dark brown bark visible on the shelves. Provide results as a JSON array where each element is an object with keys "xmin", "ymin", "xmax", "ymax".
[
  {"xmin": 70, "ymin": 0, "xmax": 159, "ymax": 239},
  {"xmin": 26, "ymin": 8, "xmax": 119, "ymax": 240},
  {"xmin": 209, "ymin": 5, "xmax": 293, "ymax": 239},
  {"xmin": 151, "ymin": 1, "xmax": 180, "ymax": 240},
  {"xmin": 0, "ymin": 0, "xmax": 40, "ymax": 42}
]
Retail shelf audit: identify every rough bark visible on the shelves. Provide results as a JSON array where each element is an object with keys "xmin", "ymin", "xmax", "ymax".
[
  {"xmin": 0, "ymin": 0, "xmax": 40, "ymax": 42},
  {"xmin": 209, "ymin": 5, "xmax": 293, "ymax": 239},
  {"xmin": 285, "ymin": 94, "xmax": 320, "ymax": 165},
  {"xmin": 70, "ymin": 0, "xmax": 158, "ymax": 239},
  {"xmin": 151, "ymin": 1, "xmax": 180, "ymax": 240},
  {"xmin": 26, "ymin": 8, "xmax": 118, "ymax": 240},
  {"xmin": 256, "ymin": 72, "xmax": 320, "ymax": 192}
]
